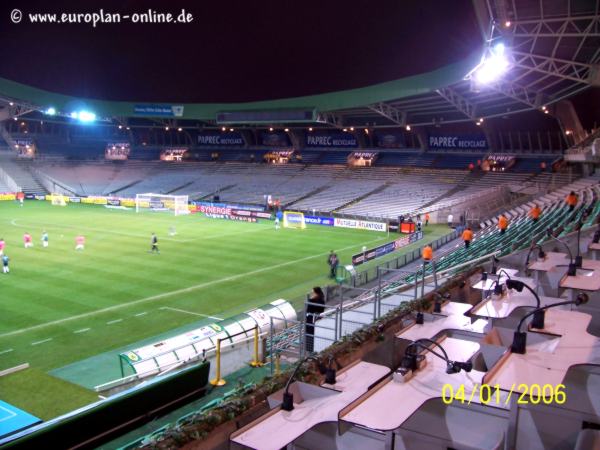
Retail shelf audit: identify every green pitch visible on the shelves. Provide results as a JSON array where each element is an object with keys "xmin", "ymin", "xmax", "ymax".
[{"xmin": 0, "ymin": 200, "xmax": 448, "ymax": 418}]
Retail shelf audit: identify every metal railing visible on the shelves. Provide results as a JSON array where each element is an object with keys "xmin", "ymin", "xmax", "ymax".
[{"xmin": 349, "ymin": 229, "xmax": 460, "ymax": 288}]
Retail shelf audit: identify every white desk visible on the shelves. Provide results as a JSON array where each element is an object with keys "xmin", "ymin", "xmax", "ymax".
[
  {"xmin": 589, "ymin": 242, "xmax": 600, "ymax": 259},
  {"xmin": 397, "ymin": 302, "xmax": 488, "ymax": 341},
  {"xmin": 340, "ymin": 338, "xmax": 503, "ymax": 431},
  {"xmin": 560, "ymin": 271, "xmax": 600, "ymax": 292},
  {"xmin": 483, "ymin": 309, "xmax": 600, "ymax": 449},
  {"xmin": 471, "ymin": 268, "xmax": 521, "ymax": 291},
  {"xmin": 528, "ymin": 252, "xmax": 570, "ymax": 272},
  {"xmin": 471, "ymin": 291, "xmax": 561, "ymax": 320},
  {"xmin": 230, "ymin": 361, "xmax": 389, "ymax": 450},
  {"xmin": 484, "ymin": 309, "xmax": 600, "ymax": 389}
]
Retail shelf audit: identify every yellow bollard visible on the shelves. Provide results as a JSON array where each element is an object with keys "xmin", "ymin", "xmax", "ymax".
[
  {"xmin": 210, "ymin": 339, "xmax": 227, "ymax": 386},
  {"xmin": 250, "ymin": 326, "xmax": 264, "ymax": 367},
  {"xmin": 275, "ymin": 353, "xmax": 281, "ymax": 375}
]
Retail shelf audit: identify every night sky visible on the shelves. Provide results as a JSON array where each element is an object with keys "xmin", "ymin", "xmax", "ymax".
[{"xmin": 0, "ymin": 0, "xmax": 482, "ymax": 103}]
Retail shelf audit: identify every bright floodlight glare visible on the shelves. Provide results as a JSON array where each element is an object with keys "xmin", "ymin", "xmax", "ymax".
[
  {"xmin": 45, "ymin": 107, "xmax": 56, "ymax": 115},
  {"xmin": 473, "ymin": 42, "xmax": 509, "ymax": 84},
  {"xmin": 77, "ymin": 111, "xmax": 96, "ymax": 122},
  {"xmin": 474, "ymin": 54, "xmax": 509, "ymax": 84}
]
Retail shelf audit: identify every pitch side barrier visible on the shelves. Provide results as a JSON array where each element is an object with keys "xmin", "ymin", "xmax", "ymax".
[{"xmin": 0, "ymin": 361, "xmax": 210, "ymax": 450}]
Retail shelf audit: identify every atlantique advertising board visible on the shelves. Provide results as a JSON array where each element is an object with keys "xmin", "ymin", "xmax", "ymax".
[{"xmin": 334, "ymin": 217, "xmax": 387, "ymax": 232}]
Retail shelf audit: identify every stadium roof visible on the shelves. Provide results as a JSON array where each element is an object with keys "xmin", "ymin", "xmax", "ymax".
[{"xmin": 0, "ymin": 0, "xmax": 598, "ymax": 128}]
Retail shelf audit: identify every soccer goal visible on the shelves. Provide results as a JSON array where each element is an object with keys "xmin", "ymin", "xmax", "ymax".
[
  {"xmin": 50, "ymin": 193, "xmax": 67, "ymax": 206},
  {"xmin": 135, "ymin": 193, "xmax": 189, "ymax": 216},
  {"xmin": 283, "ymin": 211, "xmax": 306, "ymax": 229}
]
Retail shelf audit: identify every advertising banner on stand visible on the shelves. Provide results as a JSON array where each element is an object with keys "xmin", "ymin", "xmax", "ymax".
[{"xmin": 351, "ymin": 231, "xmax": 423, "ymax": 265}]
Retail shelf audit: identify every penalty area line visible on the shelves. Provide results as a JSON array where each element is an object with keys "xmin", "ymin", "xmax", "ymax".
[
  {"xmin": 159, "ymin": 306, "xmax": 223, "ymax": 321},
  {"xmin": 0, "ymin": 235, "xmax": 385, "ymax": 340}
]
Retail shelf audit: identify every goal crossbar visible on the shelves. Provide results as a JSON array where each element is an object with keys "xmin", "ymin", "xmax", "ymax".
[{"xmin": 135, "ymin": 193, "xmax": 189, "ymax": 216}]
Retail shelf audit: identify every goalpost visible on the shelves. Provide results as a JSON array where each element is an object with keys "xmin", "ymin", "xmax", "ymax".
[
  {"xmin": 135, "ymin": 193, "xmax": 189, "ymax": 216},
  {"xmin": 50, "ymin": 193, "xmax": 67, "ymax": 206},
  {"xmin": 283, "ymin": 211, "xmax": 306, "ymax": 229}
]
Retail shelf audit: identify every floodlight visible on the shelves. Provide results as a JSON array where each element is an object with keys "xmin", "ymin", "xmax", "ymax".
[
  {"xmin": 77, "ymin": 111, "xmax": 96, "ymax": 122},
  {"xmin": 45, "ymin": 107, "xmax": 56, "ymax": 115},
  {"xmin": 467, "ymin": 41, "xmax": 510, "ymax": 85}
]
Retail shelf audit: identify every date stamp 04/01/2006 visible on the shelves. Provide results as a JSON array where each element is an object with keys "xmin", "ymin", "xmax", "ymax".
[{"xmin": 441, "ymin": 383, "xmax": 567, "ymax": 407}]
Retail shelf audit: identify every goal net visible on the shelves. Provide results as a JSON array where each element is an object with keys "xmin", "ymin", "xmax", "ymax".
[
  {"xmin": 283, "ymin": 211, "xmax": 306, "ymax": 229},
  {"xmin": 50, "ymin": 193, "xmax": 67, "ymax": 206},
  {"xmin": 135, "ymin": 193, "xmax": 189, "ymax": 216}
]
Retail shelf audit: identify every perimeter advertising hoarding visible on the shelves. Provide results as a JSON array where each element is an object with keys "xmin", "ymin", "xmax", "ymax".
[
  {"xmin": 205, "ymin": 213, "xmax": 257, "ymax": 223},
  {"xmin": 284, "ymin": 214, "xmax": 334, "ymax": 227},
  {"xmin": 351, "ymin": 231, "xmax": 423, "ymax": 266},
  {"xmin": 306, "ymin": 215, "xmax": 334, "ymax": 226},
  {"xmin": 334, "ymin": 217, "xmax": 387, "ymax": 232},
  {"xmin": 194, "ymin": 203, "xmax": 270, "ymax": 222},
  {"xmin": 194, "ymin": 201, "xmax": 265, "ymax": 212}
]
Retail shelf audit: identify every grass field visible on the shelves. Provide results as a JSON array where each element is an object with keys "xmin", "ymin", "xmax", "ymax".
[{"xmin": 0, "ymin": 200, "xmax": 448, "ymax": 418}]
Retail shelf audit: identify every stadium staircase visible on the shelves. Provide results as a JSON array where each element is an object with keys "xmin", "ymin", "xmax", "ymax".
[
  {"xmin": 418, "ymin": 171, "xmax": 486, "ymax": 211},
  {"xmin": 165, "ymin": 181, "xmax": 195, "ymax": 195},
  {"xmin": 110, "ymin": 179, "xmax": 144, "ymax": 196},
  {"xmin": 0, "ymin": 151, "xmax": 47, "ymax": 195},
  {"xmin": 282, "ymin": 183, "xmax": 331, "ymax": 209},
  {"xmin": 332, "ymin": 181, "xmax": 394, "ymax": 213},
  {"xmin": 197, "ymin": 183, "xmax": 237, "ymax": 201}
]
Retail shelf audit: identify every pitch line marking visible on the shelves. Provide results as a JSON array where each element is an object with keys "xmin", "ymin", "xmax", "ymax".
[
  {"xmin": 10, "ymin": 218, "xmax": 269, "ymax": 243},
  {"xmin": 0, "ymin": 235, "xmax": 385, "ymax": 339},
  {"xmin": 74, "ymin": 328, "xmax": 91, "ymax": 334},
  {"xmin": 0, "ymin": 349, "xmax": 13, "ymax": 355},
  {"xmin": 106, "ymin": 319, "xmax": 123, "ymax": 325},
  {"xmin": 31, "ymin": 338, "xmax": 52, "ymax": 346},
  {"xmin": 159, "ymin": 306, "xmax": 223, "ymax": 321},
  {"xmin": 134, "ymin": 312, "xmax": 148, "ymax": 317}
]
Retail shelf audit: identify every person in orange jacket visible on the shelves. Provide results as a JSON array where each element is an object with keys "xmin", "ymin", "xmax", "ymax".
[
  {"xmin": 498, "ymin": 214, "xmax": 509, "ymax": 234},
  {"xmin": 529, "ymin": 204, "xmax": 542, "ymax": 223},
  {"xmin": 424, "ymin": 213, "xmax": 430, "ymax": 226},
  {"xmin": 462, "ymin": 227, "xmax": 473, "ymax": 249},
  {"xmin": 565, "ymin": 191, "xmax": 578, "ymax": 211},
  {"xmin": 422, "ymin": 244, "xmax": 433, "ymax": 263}
]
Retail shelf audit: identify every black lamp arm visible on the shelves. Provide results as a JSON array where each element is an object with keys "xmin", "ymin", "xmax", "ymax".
[
  {"xmin": 497, "ymin": 269, "xmax": 512, "ymax": 279},
  {"xmin": 525, "ymin": 243, "xmax": 544, "ymax": 266},
  {"xmin": 547, "ymin": 229, "xmax": 574, "ymax": 263},
  {"xmin": 516, "ymin": 300, "xmax": 578, "ymax": 333},
  {"xmin": 405, "ymin": 338, "xmax": 450, "ymax": 363},
  {"xmin": 283, "ymin": 356, "xmax": 320, "ymax": 394},
  {"xmin": 520, "ymin": 281, "xmax": 541, "ymax": 309}
]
